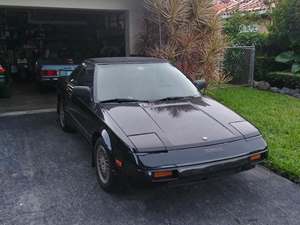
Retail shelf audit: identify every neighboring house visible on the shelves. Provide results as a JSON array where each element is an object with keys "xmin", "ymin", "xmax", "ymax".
[
  {"xmin": 214, "ymin": 0, "xmax": 275, "ymax": 33},
  {"xmin": 214, "ymin": 0, "xmax": 271, "ymax": 17},
  {"xmin": 0, "ymin": 0, "xmax": 144, "ymax": 55}
]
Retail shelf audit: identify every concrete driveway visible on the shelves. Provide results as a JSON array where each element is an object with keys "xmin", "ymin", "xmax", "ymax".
[
  {"xmin": 1, "ymin": 113, "xmax": 300, "ymax": 225},
  {"xmin": 0, "ymin": 83, "xmax": 56, "ymax": 114}
]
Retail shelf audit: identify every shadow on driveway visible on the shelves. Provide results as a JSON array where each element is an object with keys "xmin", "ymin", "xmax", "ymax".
[{"xmin": 1, "ymin": 113, "xmax": 300, "ymax": 225}]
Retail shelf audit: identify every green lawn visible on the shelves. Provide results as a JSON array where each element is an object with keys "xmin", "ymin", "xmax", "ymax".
[{"xmin": 209, "ymin": 86, "xmax": 300, "ymax": 182}]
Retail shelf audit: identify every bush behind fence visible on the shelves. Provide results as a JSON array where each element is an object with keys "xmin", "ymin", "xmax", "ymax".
[{"xmin": 222, "ymin": 46, "xmax": 255, "ymax": 86}]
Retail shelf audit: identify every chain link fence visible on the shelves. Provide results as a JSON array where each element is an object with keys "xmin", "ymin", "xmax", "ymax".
[{"xmin": 221, "ymin": 46, "xmax": 256, "ymax": 86}]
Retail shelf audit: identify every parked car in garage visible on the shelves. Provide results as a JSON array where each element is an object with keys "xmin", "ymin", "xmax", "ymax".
[
  {"xmin": 57, "ymin": 57, "xmax": 268, "ymax": 192},
  {"xmin": 0, "ymin": 62, "xmax": 12, "ymax": 98},
  {"xmin": 36, "ymin": 57, "xmax": 78, "ymax": 91}
]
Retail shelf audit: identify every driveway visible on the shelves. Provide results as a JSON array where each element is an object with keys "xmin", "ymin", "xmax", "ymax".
[{"xmin": 1, "ymin": 113, "xmax": 300, "ymax": 225}]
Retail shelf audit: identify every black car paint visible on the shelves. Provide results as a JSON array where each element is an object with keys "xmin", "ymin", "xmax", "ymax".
[{"xmin": 57, "ymin": 57, "xmax": 267, "ymax": 184}]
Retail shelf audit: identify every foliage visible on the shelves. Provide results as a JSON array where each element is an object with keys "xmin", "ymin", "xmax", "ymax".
[
  {"xmin": 224, "ymin": 13, "xmax": 263, "ymax": 36},
  {"xmin": 223, "ymin": 12, "xmax": 268, "ymax": 47},
  {"xmin": 275, "ymin": 51, "xmax": 296, "ymax": 63},
  {"xmin": 255, "ymin": 56, "xmax": 288, "ymax": 81},
  {"xmin": 209, "ymin": 86, "xmax": 300, "ymax": 181},
  {"xmin": 223, "ymin": 13, "xmax": 246, "ymax": 37},
  {"xmin": 275, "ymin": 51, "xmax": 300, "ymax": 73},
  {"xmin": 256, "ymin": 0, "xmax": 300, "ymax": 77},
  {"xmin": 264, "ymin": 72, "xmax": 300, "ymax": 89},
  {"xmin": 268, "ymin": 0, "xmax": 300, "ymax": 49},
  {"xmin": 138, "ymin": 0, "xmax": 228, "ymax": 83},
  {"xmin": 288, "ymin": 0, "xmax": 300, "ymax": 47},
  {"xmin": 223, "ymin": 48, "xmax": 252, "ymax": 84},
  {"xmin": 232, "ymin": 32, "xmax": 267, "ymax": 48},
  {"xmin": 268, "ymin": 0, "xmax": 289, "ymax": 32}
]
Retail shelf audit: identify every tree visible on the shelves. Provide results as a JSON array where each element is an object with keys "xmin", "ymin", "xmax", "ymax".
[
  {"xmin": 138, "ymin": 0, "xmax": 228, "ymax": 83},
  {"xmin": 268, "ymin": 0, "xmax": 300, "ymax": 74},
  {"xmin": 287, "ymin": 0, "xmax": 300, "ymax": 48},
  {"xmin": 223, "ymin": 12, "xmax": 267, "ymax": 48},
  {"xmin": 269, "ymin": 0, "xmax": 300, "ymax": 50}
]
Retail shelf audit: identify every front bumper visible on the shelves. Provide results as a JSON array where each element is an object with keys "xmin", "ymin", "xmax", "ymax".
[
  {"xmin": 40, "ymin": 75, "xmax": 71, "ymax": 86},
  {"xmin": 39, "ymin": 77, "xmax": 61, "ymax": 87},
  {"xmin": 147, "ymin": 151, "xmax": 267, "ymax": 184},
  {"xmin": 41, "ymin": 77, "xmax": 59, "ymax": 81},
  {"xmin": 127, "ymin": 136, "xmax": 268, "ymax": 184}
]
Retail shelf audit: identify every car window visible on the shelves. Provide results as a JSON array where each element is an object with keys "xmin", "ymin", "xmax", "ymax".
[
  {"xmin": 77, "ymin": 67, "xmax": 94, "ymax": 87},
  {"xmin": 95, "ymin": 63, "xmax": 200, "ymax": 102}
]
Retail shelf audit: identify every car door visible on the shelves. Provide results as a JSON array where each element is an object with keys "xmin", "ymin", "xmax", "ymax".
[
  {"xmin": 72, "ymin": 64, "xmax": 98, "ymax": 141},
  {"xmin": 64, "ymin": 66, "xmax": 82, "ymax": 120}
]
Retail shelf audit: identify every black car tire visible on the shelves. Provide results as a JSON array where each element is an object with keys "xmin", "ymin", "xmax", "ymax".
[
  {"xmin": 58, "ymin": 98, "xmax": 75, "ymax": 132},
  {"xmin": 95, "ymin": 139, "xmax": 118, "ymax": 192}
]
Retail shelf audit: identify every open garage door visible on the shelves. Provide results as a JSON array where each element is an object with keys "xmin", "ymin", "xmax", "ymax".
[{"xmin": 0, "ymin": 7, "xmax": 128, "ymax": 114}]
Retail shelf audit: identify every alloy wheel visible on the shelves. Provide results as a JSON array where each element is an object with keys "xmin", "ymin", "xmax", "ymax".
[{"xmin": 96, "ymin": 146, "xmax": 111, "ymax": 185}]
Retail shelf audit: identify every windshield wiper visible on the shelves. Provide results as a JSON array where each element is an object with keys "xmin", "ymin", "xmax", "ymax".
[
  {"xmin": 154, "ymin": 96, "xmax": 197, "ymax": 102},
  {"xmin": 100, "ymin": 98, "xmax": 148, "ymax": 103}
]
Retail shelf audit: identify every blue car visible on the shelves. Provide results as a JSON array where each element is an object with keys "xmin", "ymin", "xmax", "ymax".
[{"xmin": 36, "ymin": 58, "xmax": 78, "ymax": 90}]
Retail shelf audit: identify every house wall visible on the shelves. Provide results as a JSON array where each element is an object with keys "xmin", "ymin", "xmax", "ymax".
[{"xmin": 0, "ymin": 0, "xmax": 144, "ymax": 55}]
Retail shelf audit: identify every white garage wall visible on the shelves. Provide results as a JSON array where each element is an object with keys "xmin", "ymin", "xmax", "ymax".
[{"xmin": 0, "ymin": 0, "xmax": 144, "ymax": 55}]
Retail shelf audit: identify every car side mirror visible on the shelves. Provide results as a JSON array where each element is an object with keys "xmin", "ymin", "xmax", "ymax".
[
  {"xmin": 194, "ymin": 80, "xmax": 208, "ymax": 91},
  {"xmin": 73, "ymin": 86, "xmax": 91, "ymax": 102}
]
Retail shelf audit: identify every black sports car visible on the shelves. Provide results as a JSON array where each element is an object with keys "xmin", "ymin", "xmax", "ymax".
[{"xmin": 57, "ymin": 57, "xmax": 267, "ymax": 192}]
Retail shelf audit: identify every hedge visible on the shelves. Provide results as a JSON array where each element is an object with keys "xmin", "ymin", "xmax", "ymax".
[
  {"xmin": 264, "ymin": 72, "xmax": 300, "ymax": 89},
  {"xmin": 255, "ymin": 56, "xmax": 289, "ymax": 81}
]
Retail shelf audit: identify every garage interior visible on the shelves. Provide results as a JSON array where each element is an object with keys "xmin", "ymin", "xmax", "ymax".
[{"xmin": 0, "ymin": 7, "xmax": 127, "ymax": 113}]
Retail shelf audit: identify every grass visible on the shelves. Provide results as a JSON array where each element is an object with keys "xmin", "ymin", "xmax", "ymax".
[{"xmin": 209, "ymin": 86, "xmax": 300, "ymax": 182}]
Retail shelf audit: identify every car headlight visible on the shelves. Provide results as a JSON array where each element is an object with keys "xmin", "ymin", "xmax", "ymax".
[{"xmin": 129, "ymin": 133, "xmax": 166, "ymax": 153}]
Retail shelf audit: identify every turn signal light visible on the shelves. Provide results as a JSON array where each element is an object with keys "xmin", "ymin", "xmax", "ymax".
[
  {"xmin": 250, "ymin": 154, "xmax": 262, "ymax": 161},
  {"xmin": 153, "ymin": 170, "xmax": 173, "ymax": 179},
  {"xmin": 115, "ymin": 160, "xmax": 123, "ymax": 168}
]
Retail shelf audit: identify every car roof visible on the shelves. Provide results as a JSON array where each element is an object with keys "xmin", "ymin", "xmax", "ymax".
[{"xmin": 85, "ymin": 57, "xmax": 168, "ymax": 65}]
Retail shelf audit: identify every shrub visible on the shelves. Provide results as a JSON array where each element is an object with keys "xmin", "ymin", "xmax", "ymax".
[
  {"xmin": 223, "ymin": 48, "xmax": 252, "ymax": 84},
  {"xmin": 223, "ymin": 12, "xmax": 269, "ymax": 49},
  {"xmin": 264, "ymin": 72, "xmax": 300, "ymax": 89},
  {"xmin": 139, "ymin": 0, "xmax": 228, "ymax": 82},
  {"xmin": 275, "ymin": 51, "xmax": 300, "ymax": 74},
  {"xmin": 233, "ymin": 32, "xmax": 268, "ymax": 49},
  {"xmin": 255, "ymin": 56, "xmax": 289, "ymax": 81}
]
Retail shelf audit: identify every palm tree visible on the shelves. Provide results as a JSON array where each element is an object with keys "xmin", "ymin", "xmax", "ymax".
[{"xmin": 140, "ymin": 0, "xmax": 229, "ymax": 83}]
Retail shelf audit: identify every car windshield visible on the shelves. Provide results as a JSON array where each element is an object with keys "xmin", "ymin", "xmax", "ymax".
[{"xmin": 95, "ymin": 63, "xmax": 200, "ymax": 102}]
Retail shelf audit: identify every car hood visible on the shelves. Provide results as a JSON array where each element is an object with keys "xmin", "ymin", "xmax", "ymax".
[{"xmin": 102, "ymin": 97, "xmax": 260, "ymax": 151}]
